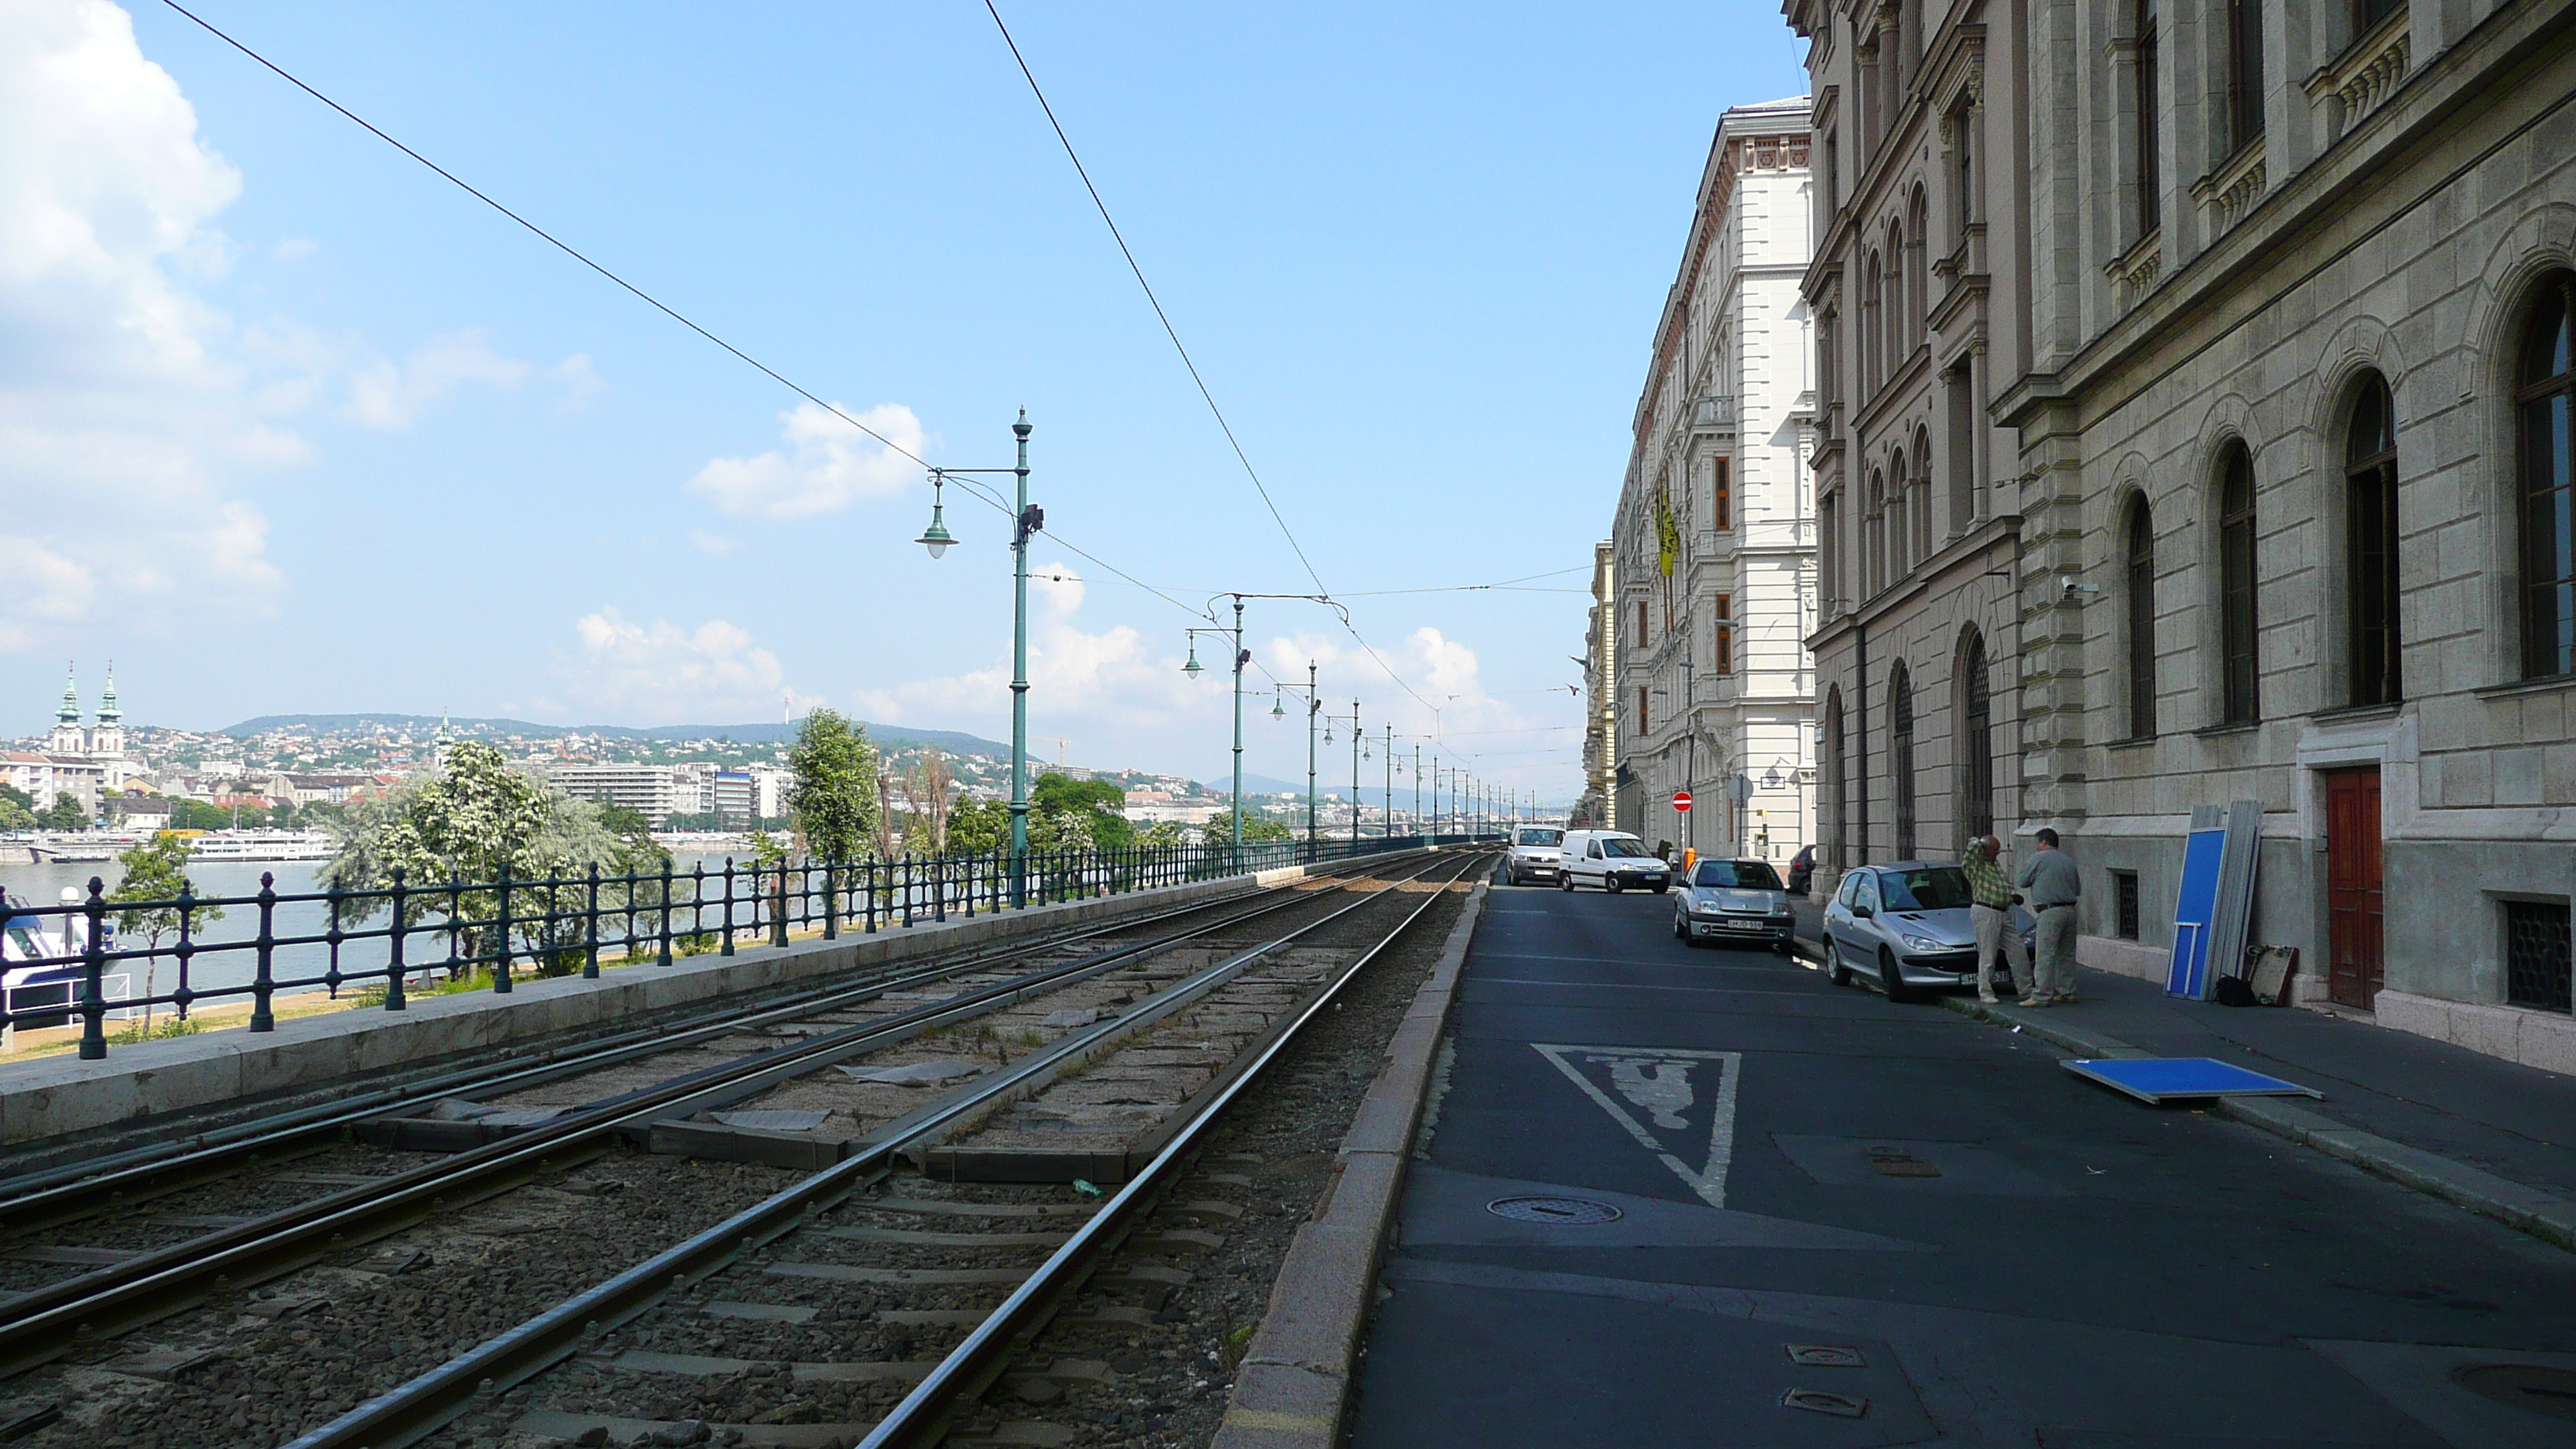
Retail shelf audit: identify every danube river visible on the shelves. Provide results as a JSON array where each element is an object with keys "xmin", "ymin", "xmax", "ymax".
[{"xmin": 2, "ymin": 847, "xmax": 764, "ymax": 1009}]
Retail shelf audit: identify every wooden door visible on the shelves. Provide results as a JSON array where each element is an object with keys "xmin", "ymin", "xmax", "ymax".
[{"xmin": 2324, "ymin": 767, "xmax": 2386, "ymax": 1009}]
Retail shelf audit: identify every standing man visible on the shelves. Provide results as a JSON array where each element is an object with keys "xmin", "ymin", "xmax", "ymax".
[
  {"xmin": 1960, "ymin": 834, "xmax": 2029, "ymax": 1005},
  {"xmin": 2015, "ymin": 827, "xmax": 2082, "ymax": 1005}
]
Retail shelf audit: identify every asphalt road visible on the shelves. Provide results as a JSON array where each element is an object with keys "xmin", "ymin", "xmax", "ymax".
[{"xmin": 1347, "ymin": 879, "xmax": 2576, "ymax": 1447}]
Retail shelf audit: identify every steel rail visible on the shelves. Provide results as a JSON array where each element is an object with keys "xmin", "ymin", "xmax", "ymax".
[
  {"xmin": 0, "ymin": 850, "xmax": 1423, "ymax": 1232},
  {"xmin": 858, "ymin": 850, "xmax": 1492, "ymax": 1448},
  {"xmin": 276, "ymin": 851, "xmax": 1487, "ymax": 1449},
  {"xmin": 0, "ymin": 851, "xmax": 1447, "ymax": 1380}
]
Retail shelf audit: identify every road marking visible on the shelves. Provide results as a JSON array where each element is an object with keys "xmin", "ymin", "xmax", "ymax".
[{"xmin": 1531, "ymin": 1043, "xmax": 1742, "ymax": 1209}]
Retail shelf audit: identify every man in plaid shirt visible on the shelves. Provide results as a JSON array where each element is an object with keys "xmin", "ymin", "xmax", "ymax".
[{"xmin": 1962, "ymin": 836, "xmax": 2029, "ymax": 1004}]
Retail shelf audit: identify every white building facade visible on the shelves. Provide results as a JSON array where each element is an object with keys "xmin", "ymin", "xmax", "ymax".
[{"xmin": 1611, "ymin": 97, "xmax": 1820, "ymax": 863}]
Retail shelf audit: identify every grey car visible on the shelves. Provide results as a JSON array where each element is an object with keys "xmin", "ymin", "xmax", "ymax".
[
  {"xmin": 1818, "ymin": 861, "xmax": 2036, "ymax": 1002},
  {"xmin": 1670, "ymin": 858, "xmax": 1797, "ymax": 951}
]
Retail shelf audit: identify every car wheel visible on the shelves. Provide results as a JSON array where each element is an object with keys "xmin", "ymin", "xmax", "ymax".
[
  {"xmin": 1559, "ymin": 873, "xmax": 1574, "ymax": 892},
  {"xmin": 1672, "ymin": 912, "xmax": 1688, "ymax": 940},
  {"xmin": 1650, "ymin": 884, "xmax": 1669, "ymax": 896},
  {"xmin": 1605, "ymin": 879, "xmax": 1624, "ymax": 894},
  {"xmin": 1879, "ymin": 948, "xmax": 1920, "ymax": 1004},
  {"xmin": 1822, "ymin": 937, "xmax": 1850, "ymax": 986}
]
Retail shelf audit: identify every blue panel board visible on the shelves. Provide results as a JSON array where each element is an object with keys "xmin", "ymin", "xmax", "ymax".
[
  {"xmin": 2062, "ymin": 1057, "xmax": 2324, "ymax": 1105},
  {"xmin": 2166, "ymin": 828, "xmax": 2228, "ymax": 999}
]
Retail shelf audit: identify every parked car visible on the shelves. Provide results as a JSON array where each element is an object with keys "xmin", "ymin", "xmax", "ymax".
[
  {"xmin": 1670, "ymin": 857, "xmax": 1796, "ymax": 951},
  {"xmin": 1818, "ymin": 861, "xmax": 2036, "ymax": 1002},
  {"xmin": 1557, "ymin": 831, "xmax": 1671, "ymax": 893},
  {"xmin": 1786, "ymin": 844, "xmax": 1817, "ymax": 898},
  {"xmin": 1505, "ymin": 827, "xmax": 1566, "ymax": 886}
]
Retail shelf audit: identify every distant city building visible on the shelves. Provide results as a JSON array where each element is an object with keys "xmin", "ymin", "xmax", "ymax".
[
  {"xmin": 545, "ymin": 762, "xmax": 694, "ymax": 826},
  {"xmin": 12, "ymin": 664, "xmax": 139, "ymax": 815}
]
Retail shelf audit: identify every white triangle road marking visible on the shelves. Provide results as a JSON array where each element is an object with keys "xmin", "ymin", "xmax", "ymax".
[{"xmin": 1530, "ymin": 1043, "xmax": 1742, "ymax": 1210}]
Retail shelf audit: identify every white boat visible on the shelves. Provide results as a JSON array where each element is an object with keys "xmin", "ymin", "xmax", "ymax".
[{"xmin": 173, "ymin": 830, "xmax": 337, "ymax": 862}]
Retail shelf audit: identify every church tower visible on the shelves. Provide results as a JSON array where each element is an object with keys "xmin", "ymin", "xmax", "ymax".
[
  {"xmin": 93, "ymin": 663, "xmax": 125, "ymax": 759},
  {"xmin": 47, "ymin": 664, "xmax": 84, "ymax": 755}
]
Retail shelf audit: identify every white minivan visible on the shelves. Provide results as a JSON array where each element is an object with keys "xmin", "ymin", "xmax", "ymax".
[{"xmin": 1556, "ymin": 831, "xmax": 1673, "ymax": 893}]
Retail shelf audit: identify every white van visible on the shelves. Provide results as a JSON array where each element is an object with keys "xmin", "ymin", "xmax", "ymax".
[{"xmin": 1556, "ymin": 831, "xmax": 1673, "ymax": 894}]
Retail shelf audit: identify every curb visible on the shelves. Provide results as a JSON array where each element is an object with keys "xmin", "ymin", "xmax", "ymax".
[
  {"xmin": 1209, "ymin": 880, "xmax": 1489, "ymax": 1449},
  {"xmin": 1937, "ymin": 994, "xmax": 2576, "ymax": 1254}
]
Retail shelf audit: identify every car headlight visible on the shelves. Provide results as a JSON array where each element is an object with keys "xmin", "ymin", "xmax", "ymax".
[
  {"xmin": 1899, "ymin": 933, "xmax": 1945, "ymax": 953},
  {"xmin": 1770, "ymin": 902, "xmax": 1793, "ymax": 915}
]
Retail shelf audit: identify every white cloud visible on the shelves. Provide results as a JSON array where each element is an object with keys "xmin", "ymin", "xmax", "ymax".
[
  {"xmin": 269, "ymin": 235, "xmax": 314, "ymax": 262},
  {"xmin": 557, "ymin": 608, "xmax": 791, "ymax": 723},
  {"xmin": 346, "ymin": 327, "xmax": 533, "ymax": 429},
  {"xmin": 687, "ymin": 400, "xmax": 925, "ymax": 519},
  {"xmin": 686, "ymin": 529, "xmax": 741, "ymax": 557},
  {"xmin": 0, "ymin": 0, "xmax": 288, "ymax": 649}
]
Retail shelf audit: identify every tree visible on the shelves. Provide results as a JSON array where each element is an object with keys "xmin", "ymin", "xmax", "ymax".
[
  {"xmin": 944, "ymin": 797, "xmax": 1009, "ymax": 855},
  {"xmin": 37, "ymin": 794, "xmax": 88, "ymax": 831},
  {"xmin": 786, "ymin": 710, "xmax": 879, "ymax": 864},
  {"xmin": 1030, "ymin": 772, "xmax": 1133, "ymax": 851},
  {"xmin": 109, "ymin": 835, "xmax": 224, "ymax": 1033},
  {"xmin": 0, "ymin": 797, "xmax": 33, "ymax": 831},
  {"xmin": 1202, "ymin": 811, "xmax": 1293, "ymax": 847},
  {"xmin": 0, "ymin": 783, "xmax": 32, "ymax": 814},
  {"xmin": 324, "ymin": 742, "xmax": 622, "ymax": 978}
]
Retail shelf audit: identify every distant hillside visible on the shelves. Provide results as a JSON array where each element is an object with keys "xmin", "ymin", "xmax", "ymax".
[{"xmin": 214, "ymin": 713, "xmax": 1014, "ymax": 759}]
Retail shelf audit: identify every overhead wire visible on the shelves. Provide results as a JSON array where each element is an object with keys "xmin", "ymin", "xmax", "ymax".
[
  {"xmin": 978, "ymin": 1, "xmax": 1450, "ymax": 724},
  {"xmin": 158, "ymin": 0, "xmax": 1214, "ymax": 632}
]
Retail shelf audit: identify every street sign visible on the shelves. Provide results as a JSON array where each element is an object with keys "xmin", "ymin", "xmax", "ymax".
[
  {"xmin": 1728, "ymin": 772, "xmax": 1755, "ymax": 804},
  {"xmin": 1671, "ymin": 790, "xmax": 1694, "ymax": 813}
]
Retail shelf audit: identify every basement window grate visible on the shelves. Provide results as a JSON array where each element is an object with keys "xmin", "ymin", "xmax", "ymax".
[{"xmin": 2504, "ymin": 900, "xmax": 2572, "ymax": 1014}]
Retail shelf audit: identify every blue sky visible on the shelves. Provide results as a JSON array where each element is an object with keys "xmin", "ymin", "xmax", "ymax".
[{"xmin": 1, "ymin": 0, "xmax": 1807, "ymax": 799}]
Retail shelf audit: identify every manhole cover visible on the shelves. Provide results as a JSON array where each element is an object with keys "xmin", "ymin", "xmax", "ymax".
[
  {"xmin": 1786, "ymin": 1343, "xmax": 1869, "ymax": 1368},
  {"xmin": 2452, "ymin": 1362, "xmax": 2576, "ymax": 1420},
  {"xmin": 1485, "ymin": 1196, "xmax": 1623, "ymax": 1225},
  {"xmin": 1781, "ymin": 1387, "xmax": 1868, "ymax": 1417}
]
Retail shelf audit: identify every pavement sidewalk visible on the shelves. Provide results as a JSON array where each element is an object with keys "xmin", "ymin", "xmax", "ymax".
[{"xmin": 1792, "ymin": 901, "xmax": 2576, "ymax": 1251}]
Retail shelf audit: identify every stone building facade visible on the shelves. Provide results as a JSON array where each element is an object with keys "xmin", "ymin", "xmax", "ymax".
[
  {"xmin": 1577, "ymin": 540, "xmax": 1619, "ymax": 829},
  {"xmin": 1610, "ymin": 97, "xmax": 1820, "ymax": 864},
  {"xmin": 1786, "ymin": 0, "xmax": 2576, "ymax": 1070}
]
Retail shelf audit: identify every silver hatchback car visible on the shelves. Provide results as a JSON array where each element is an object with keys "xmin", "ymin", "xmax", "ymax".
[
  {"xmin": 1819, "ymin": 861, "xmax": 2036, "ymax": 1002},
  {"xmin": 1670, "ymin": 858, "xmax": 1797, "ymax": 952}
]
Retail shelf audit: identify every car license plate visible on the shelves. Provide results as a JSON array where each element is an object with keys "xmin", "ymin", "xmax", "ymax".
[{"xmin": 1722, "ymin": 920, "xmax": 1759, "ymax": 930}]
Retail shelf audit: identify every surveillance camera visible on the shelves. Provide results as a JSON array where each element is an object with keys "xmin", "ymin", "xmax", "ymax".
[{"xmin": 2060, "ymin": 575, "xmax": 2100, "ymax": 597}]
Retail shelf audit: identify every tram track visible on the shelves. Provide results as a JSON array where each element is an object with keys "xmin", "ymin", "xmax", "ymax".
[{"xmin": 0, "ymin": 849, "xmax": 1488, "ymax": 1447}]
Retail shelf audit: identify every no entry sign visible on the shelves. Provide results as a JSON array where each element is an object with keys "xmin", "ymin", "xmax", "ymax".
[{"xmin": 1671, "ymin": 790, "xmax": 1694, "ymax": 813}]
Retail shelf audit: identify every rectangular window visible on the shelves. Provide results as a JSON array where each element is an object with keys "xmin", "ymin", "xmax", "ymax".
[
  {"xmin": 2506, "ymin": 899, "xmax": 2573, "ymax": 1013},
  {"xmin": 2114, "ymin": 871, "xmax": 2142, "ymax": 940},
  {"xmin": 2228, "ymin": 0, "xmax": 2265, "ymax": 156},
  {"xmin": 1637, "ymin": 687, "xmax": 1650, "ymax": 735},
  {"xmin": 1636, "ymin": 599, "xmax": 1649, "ymax": 649},
  {"xmin": 1713, "ymin": 458, "xmax": 1732, "ymax": 531},
  {"xmin": 1714, "ymin": 594, "xmax": 1734, "ymax": 674},
  {"xmin": 2137, "ymin": 1, "xmax": 2160, "ymax": 235}
]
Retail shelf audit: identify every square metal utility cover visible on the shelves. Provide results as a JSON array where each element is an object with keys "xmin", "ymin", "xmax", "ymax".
[
  {"xmin": 1786, "ymin": 1344, "xmax": 1869, "ymax": 1368},
  {"xmin": 2061, "ymin": 1057, "xmax": 2323, "ymax": 1104}
]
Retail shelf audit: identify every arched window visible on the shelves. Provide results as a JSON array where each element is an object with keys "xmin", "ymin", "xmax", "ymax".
[
  {"xmin": 1862, "ymin": 252, "xmax": 1884, "ymax": 394},
  {"xmin": 2126, "ymin": 497, "xmax": 2158, "ymax": 738},
  {"xmin": 1824, "ymin": 688, "xmax": 1847, "ymax": 870},
  {"xmin": 1961, "ymin": 630, "xmax": 1994, "ymax": 838},
  {"xmin": 2136, "ymin": 0, "xmax": 2160, "ymax": 235},
  {"xmin": 1890, "ymin": 663, "xmax": 1917, "ymax": 858},
  {"xmin": 1906, "ymin": 188, "xmax": 1930, "ymax": 348},
  {"xmin": 1913, "ymin": 427, "xmax": 1936, "ymax": 561},
  {"xmin": 1869, "ymin": 468, "xmax": 1889, "ymax": 596},
  {"xmin": 2519, "ymin": 269, "xmax": 2576, "ymax": 680},
  {"xmin": 2218, "ymin": 445, "xmax": 2260, "ymax": 723},
  {"xmin": 2345, "ymin": 375, "xmax": 2401, "ymax": 705},
  {"xmin": 1887, "ymin": 450, "xmax": 1909, "ymax": 577}
]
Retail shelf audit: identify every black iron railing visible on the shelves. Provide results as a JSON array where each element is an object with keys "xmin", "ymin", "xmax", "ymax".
[{"xmin": 0, "ymin": 832, "xmax": 1500, "ymax": 1061}]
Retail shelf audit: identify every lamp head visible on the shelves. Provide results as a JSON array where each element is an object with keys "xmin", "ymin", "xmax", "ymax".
[{"xmin": 1183, "ymin": 645, "xmax": 1204, "ymax": 680}]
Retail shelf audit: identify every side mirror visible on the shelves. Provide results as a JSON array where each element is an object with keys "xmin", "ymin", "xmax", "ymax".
[{"xmin": 1851, "ymin": 905, "xmax": 1874, "ymax": 920}]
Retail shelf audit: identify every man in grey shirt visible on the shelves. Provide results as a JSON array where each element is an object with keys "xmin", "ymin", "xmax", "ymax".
[{"xmin": 2015, "ymin": 827, "xmax": 2082, "ymax": 1005}]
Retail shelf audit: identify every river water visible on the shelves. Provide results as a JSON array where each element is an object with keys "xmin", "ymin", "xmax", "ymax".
[{"xmin": 1, "ymin": 849, "xmax": 760, "ymax": 1009}]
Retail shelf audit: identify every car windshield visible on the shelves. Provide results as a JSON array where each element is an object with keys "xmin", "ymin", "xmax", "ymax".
[
  {"xmin": 1692, "ymin": 860, "xmax": 1784, "ymax": 889},
  {"xmin": 1515, "ymin": 829, "xmax": 1563, "ymax": 847},
  {"xmin": 1878, "ymin": 866, "xmax": 1974, "ymax": 911},
  {"xmin": 1599, "ymin": 838, "xmax": 1650, "ymax": 858}
]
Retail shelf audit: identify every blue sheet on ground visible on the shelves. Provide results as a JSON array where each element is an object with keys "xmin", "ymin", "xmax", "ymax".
[{"xmin": 2062, "ymin": 1056, "xmax": 2324, "ymax": 1104}]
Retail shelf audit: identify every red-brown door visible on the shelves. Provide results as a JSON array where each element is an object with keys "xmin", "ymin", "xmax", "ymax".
[{"xmin": 2325, "ymin": 767, "xmax": 2386, "ymax": 1009}]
